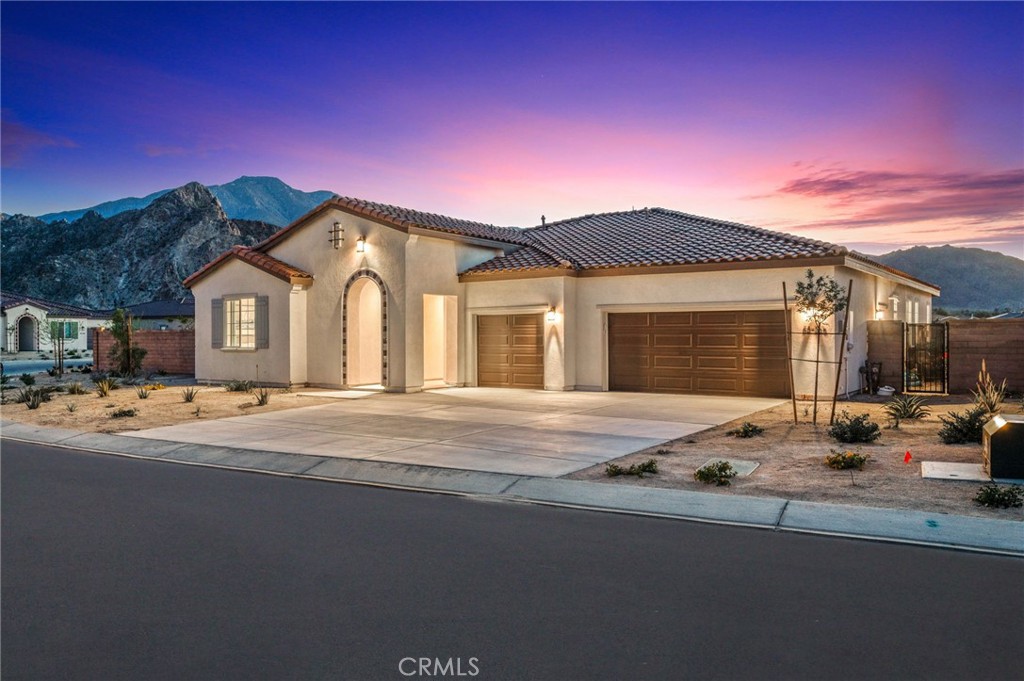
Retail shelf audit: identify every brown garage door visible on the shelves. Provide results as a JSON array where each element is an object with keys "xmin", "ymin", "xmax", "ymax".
[
  {"xmin": 608, "ymin": 310, "xmax": 789, "ymax": 397},
  {"xmin": 477, "ymin": 314, "xmax": 544, "ymax": 388}
]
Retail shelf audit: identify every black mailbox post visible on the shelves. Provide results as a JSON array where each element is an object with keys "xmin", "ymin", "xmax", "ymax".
[{"xmin": 983, "ymin": 414, "xmax": 1024, "ymax": 479}]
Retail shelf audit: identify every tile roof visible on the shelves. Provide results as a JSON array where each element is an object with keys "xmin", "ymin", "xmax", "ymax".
[
  {"xmin": 0, "ymin": 291, "xmax": 101, "ymax": 318},
  {"xmin": 255, "ymin": 196, "xmax": 532, "ymax": 252},
  {"xmin": 183, "ymin": 246, "xmax": 313, "ymax": 288},
  {"xmin": 97, "ymin": 297, "xmax": 196, "ymax": 318},
  {"xmin": 462, "ymin": 208, "xmax": 848, "ymax": 275}
]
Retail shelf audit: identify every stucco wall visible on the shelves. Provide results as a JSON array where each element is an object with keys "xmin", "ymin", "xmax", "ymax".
[
  {"xmin": 191, "ymin": 257, "xmax": 295, "ymax": 385},
  {"xmin": 2, "ymin": 305, "xmax": 95, "ymax": 354}
]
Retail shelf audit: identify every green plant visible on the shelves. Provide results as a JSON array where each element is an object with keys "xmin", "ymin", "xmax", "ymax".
[
  {"xmin": 883, "ymin": 396, "xmax": 931, "ymax": 423},
  {"xmin": 727, "ymin": 422, "xmax": 764, "ymax": 438},
  {"xmin": 94, "ymin": 378, "xmax": 116, "ymax": 397},
  {"xmin": 938, "ymin": 405, "xmax": 988, "ymax": 444},
  {"xmin": 254, "ymin": 386, "xmax": 271, "ymax": 406},
  {"xmin": 971, "ymin": 358, "xmax": 1006, "ymax": 415},
  {"xmin": 181, "ymin": 386, "xmax": 199, "ymax": 403},
  {"xmin": 110, "ymin": 407, "xmax": 137, "ymax": 418},
  {"xmin": 656, "ymin": 448, "xmax": 671, "ymax": 455},
  {"xmin": 65, "ymin": 402, "xmax": 78, "ymax": 413},
  {"xmin": 694, "ymin": 460, "xmax": 737, "ymax": 486},
  {"xmin": 13, "ymin": 386, "xmax": 58, "ymax": 405},
  {"xmin": 136, "ymin": 386, "xmax": 150, "ymax": 399},
  {"xmin": 605, "ymin": 459, "xmax": 659, "ymax": 478},
  {"xmin": 19, "ymin": 373, "xmax": 35, "ymax": 386},
  {"xmin": 828, "ymin": 411, "xmax": 881, "ymax": 443},
  {"xmin": 108, "ymin": 308, "xmax": 147, "ymax": 376},
  {"xmin": 24, "ymin": 390, "xmax": 44, "ymax": 409},
  {"xmin": 66, "ymin": 381, "xmax": 88, "ymax": 395},
  {"xmin": 825, "ymin": 449, "xmax": 869, "ymax": 470},
  {"xmin": 225, "ymin": 380, "xmax": 254, "ymax": 393},
  {"xmin": 974, "ymin": 484, "xmax": 1024, "ymax": 508}
]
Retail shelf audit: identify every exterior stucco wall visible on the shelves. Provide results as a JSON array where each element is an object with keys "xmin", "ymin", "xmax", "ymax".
[
  {"xmin": 191, "ymin": 258, "xmax": 295, "ymax": 385},
  {"xmin": 2, "ymin": 304, "xmax": 95, "ymax": 354}
]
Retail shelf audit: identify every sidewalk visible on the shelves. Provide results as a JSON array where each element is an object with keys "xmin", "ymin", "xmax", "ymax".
[{"xmin": 2, "ymin": 419, "xmax": 1021, "ymax": 556}]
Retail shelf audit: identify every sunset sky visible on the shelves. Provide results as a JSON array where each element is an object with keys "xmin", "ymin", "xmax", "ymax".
[{"xmin": 2, "ymin": 2, "xmax": 1021, "ymax": 257}]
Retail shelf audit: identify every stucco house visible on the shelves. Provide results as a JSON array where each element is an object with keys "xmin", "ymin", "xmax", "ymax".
[
  {"xmin": 184, "ymin": 198, "xmax": 938, "ymax": 398},
  {"xmin": 0, "ymin": 291, "xmax": 103, "ymax": 355}
]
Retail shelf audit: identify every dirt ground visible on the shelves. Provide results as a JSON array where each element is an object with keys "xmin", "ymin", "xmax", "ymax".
[
  {"xmin": 3, "ymin": 373, "xmax": 1022, "ymax": 520},
  {"xmin": 568, "ymin": 395, "xmax": 1024, "ymax": 521},
  {"xmin": 0, "ymin": 374, "xmax": 339, "ymax": 433}
]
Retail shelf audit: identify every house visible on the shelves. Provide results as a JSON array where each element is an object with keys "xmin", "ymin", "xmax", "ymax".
[
  {"xmin": 184, "ymin": 198, "xmax": 939, "ymax": 398},
  {"xmin": 100, "ymin": 297, "xmax": 196, "ymax": 330},
  {"xmin": 0, "ymin": 291, "xmax": 104, "ymax": 355}
]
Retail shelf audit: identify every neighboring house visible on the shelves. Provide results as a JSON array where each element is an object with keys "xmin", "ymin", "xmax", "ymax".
[
  {"xmin": 101, "ymin": 297, "xmax": 196, "ymax": 330},
  {"xmin": 184, "ymin": 198, "xmax": 939, "ymax": 398},
  {"xmin": 0, "ymin": 291, "xmax": 105, "ymax": 355}
]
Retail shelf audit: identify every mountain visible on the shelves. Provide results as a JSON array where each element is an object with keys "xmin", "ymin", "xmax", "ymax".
[
  {"xmin": 36, "ymin": 176, "xmax": 334, "ymax": 226},
  {"xmin": 1, "ymin": 183, "xmax": 278, "ymax": 308},
  {"xmin": 874, "ymin": 245, "xmax": 1024, "ymax": 311}
]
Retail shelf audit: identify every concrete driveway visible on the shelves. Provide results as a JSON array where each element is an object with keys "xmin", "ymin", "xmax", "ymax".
[{"xmin": 123, "ymin": 388, "xmax": 782, "ymax": 477}]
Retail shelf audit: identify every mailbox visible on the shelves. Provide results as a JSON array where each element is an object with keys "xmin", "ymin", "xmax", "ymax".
[{"xmin": 983, "ymin": 414, "xmax": 1024, "ymax": 479}]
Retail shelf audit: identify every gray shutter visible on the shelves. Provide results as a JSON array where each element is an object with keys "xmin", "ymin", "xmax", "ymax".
[
  {"xmin": 211, "ymin": 299, "xmax": 224, "ymax": 348},
  {"xmin": 255, "ymin": 296, "xmax": 269, "ymax": 349}
]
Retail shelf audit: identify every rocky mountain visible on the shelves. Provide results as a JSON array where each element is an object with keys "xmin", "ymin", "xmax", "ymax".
[
  {"xmin": 1, "ymin": 183, "xmax": 278, "ymax": 308},
  {"xmin": 874, "ymin": 245, "xmax": 1024, "ymax": 311},
  {"xmin": 36, "ymin": 176, "xmax": 334, "ymax": 226}
]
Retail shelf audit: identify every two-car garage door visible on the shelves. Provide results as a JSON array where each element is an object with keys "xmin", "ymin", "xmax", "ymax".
[{"xmin": 608, "ymin": 311, "xmax": 790, "ymax": 398}]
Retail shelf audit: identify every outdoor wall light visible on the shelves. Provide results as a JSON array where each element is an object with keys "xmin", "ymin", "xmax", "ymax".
[
  {"xmin": 356, "ymin": 235, "xmax": 367, "ymax": 253},
  {"xmin": 546, "ymin": 306, "xmax": 557, "ymax": 322},
  {"xmin": 328, "ymin": 221, "xmax": 344, "ymax": 249},
  {"xmin": 875, "ymin": 301, "xmax": 888, "ymax": 321}
]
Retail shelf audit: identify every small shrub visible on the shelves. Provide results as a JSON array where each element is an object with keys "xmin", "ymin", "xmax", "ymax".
[
  {"xmin": 181, "ymin": 386, "xmax": 199, "ymax": 403},
  {"xmin": 157, "ymin": 369, "xmax": 168, "ymax": 376},
  {"xmin": 254, "ymin": 386, "xmax": 271, "ymax": 406},
  {"xmin": 656, "ymin": 448, "xmax": 671, "ymax": 455},
  {"xmin": 883, "ymin": 395, "xmax": 931, "ymax": 422},
  {"xmin": 23, "ymin": 390, "xmax": 45, "ymax": 410},
  {"xmin": 938, "ymin": 405, "xmax": 988, "ymax": 444},
  {"xmin": 974, "ymin": 484, "xmax": 1024, "ymax": 509},
  {"xmin": 19, "ymin": 373, "xmax": 35, "ymax": 386},
  {"xmin": 606, "ymin": 459, "xmax": 659, "ymax": 478},
  {"xmin": 66, "ymin": 382, "xmax": 88, "ymax": 395},
  {"xmin": 825, "ymin": 449, "xmax": 869, "ymax": 470},
  {"xmin": 46, "ymin": 367, "xmax": 58, "ymax": 377},
  {"xmin": 694, "ymin": 460, "xmax": 737, "ymax": 486},
  {"xmin": 143, "ymin": 383, "xmax": 166, "ymax": 391},
  {"xmin": 94, "ymin": 378, "xmax": 116, "ymax": 397},
  {"xmin": 13, "ymin": 386, "xmax": 57, "ymax": 405},
  {"xmin": 727, "ymin": 422, "xmax": 764, "ymax": 438},
  {"xmin": 193, "ymin": 406, "xmax": 203, "ymax": 418},
  {"xmin": 65, "ymin": 402, "xmax": 78, "ymax": 413},
  {"xmin": 972, "ymin": 359, "xmax": 1007, "ymax": 416},
  {"xmin": 225, "ymin": 380, "xmax": 254, "ymax": 393},
  {"xmin": 828, "ymin": 411, "xmax": 881, "ymax": 443},
  {"xmin": 136, "ymin": 386, "xmax": 150, "ymax": 399},
  {"xmin": 110, "ymin": 407, "xmax": 137, "ymax": 419}
]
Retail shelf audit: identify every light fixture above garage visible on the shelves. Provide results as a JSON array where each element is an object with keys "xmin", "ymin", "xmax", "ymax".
[{"xmin": 356, "ymin": 235, "xmax": 367, "ymax": 253}]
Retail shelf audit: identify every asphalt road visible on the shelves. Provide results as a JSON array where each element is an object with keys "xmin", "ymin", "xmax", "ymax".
[{"xmin": 2, "ymin": 440, "xmax": 1022, "ymax": 681}]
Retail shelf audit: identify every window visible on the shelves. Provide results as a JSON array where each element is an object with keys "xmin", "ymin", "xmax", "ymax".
[
  {"xmin": 224, "ymin": 297, "xmax": 256, "ymax": 349},
  {"xmin": 49, "ymin": 321, "xmax": 79, "ymax": 339}
]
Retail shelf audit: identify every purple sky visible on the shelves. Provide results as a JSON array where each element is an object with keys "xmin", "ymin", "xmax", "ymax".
[{"xmin": 2, "ymin": 2, "xmax": 1022, "ymax": 256}]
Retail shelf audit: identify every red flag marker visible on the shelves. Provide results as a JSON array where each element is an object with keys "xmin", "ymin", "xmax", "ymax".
[{"xmin": 904, "ymin": 451, "xmax": 913, "ymax": 464}]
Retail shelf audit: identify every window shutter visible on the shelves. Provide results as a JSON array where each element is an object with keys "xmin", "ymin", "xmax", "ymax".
[
  {"xmin": 211, "ymin": 299, "xmax": 224, "ymax": 348},
  {"xmin": 68, "ymin": 322, "xmax": 79, "ymax": 339},
  {"xmin": 255, "ymin": 296, "xmax": 269, "ymax": 349}
]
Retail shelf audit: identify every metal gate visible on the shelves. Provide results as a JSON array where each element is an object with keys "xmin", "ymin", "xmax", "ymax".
[{"xmin": 904, "ymin": 323, "xmax": 947, "ymax": 393}]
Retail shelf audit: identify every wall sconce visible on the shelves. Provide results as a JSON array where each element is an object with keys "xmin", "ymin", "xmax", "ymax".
[
  {"xmin": 875, "ymin": 302, "xmax": 888, "ymax": 321},
  {"xmin": 798, "ymin": 307, "xmax": 817, "ymax": 323},
  {"xmin": 356, "ymin": 235, "xmax": 366, "ymax": 253},
  {"xmin": 546, "ymin": 306, "xmax": 557, "ymax": 322}
]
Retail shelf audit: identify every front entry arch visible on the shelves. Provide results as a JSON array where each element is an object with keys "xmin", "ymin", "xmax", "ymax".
[
  {"xmin": 17, "ymin": 315, "xmax": 38, "ymax": 352},
  {"xmin": 342, "ymin": 269, "xmax": 388, "ymax": 387}
]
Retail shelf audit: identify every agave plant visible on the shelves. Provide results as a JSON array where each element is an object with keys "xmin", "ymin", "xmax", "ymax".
[
  {"xmin": 883, "ymin": 395, "xmax": 931, "ymax": 422},
  {"xmin": 972, "ymin": 359, "xmax": 1006, "ymax": 415}
]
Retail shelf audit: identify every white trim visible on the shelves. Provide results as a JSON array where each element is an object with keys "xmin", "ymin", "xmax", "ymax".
[{"xmin": 842, "ymin": 257, "xmax": 939, "ymax": 296}]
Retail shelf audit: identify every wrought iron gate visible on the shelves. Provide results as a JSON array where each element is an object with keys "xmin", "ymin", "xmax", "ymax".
[{"xmin": 904, "ymin": 323, "xmax": 947, "ymax": 393}]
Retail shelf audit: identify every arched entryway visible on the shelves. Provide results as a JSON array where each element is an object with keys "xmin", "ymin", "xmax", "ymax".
[
  {"xmin": 342, "ymin": 269, "xmax": 388, "ymax": 388},
  {"xmin": 17, "ymin": 315, "xmax": 38, "ymax": 352}
]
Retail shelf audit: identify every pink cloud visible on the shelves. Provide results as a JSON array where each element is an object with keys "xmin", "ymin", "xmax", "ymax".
[{"xmin": 1, "ymin": 111, "xmax": 77, "ymax": 167}]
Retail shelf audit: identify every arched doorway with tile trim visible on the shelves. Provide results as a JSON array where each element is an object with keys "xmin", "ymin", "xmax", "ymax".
[{"xmin": 342, "ymin": 269, "xmax": 388, "ymax": 388}]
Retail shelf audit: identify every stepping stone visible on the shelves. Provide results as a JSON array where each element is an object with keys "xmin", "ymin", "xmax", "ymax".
[
  {"xmin": 699, "ymin": 458, "xmax": 759, "ymax": 477},
  {"xmin": 920, "ymin": 461, "xmax": 989, "ymax": 481}
]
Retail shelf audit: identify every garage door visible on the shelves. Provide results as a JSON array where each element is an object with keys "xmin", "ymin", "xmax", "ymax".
[
  {"xmin": 477, "ymin": 314, "xmax": 544, "ymax": 388},
  {"xmin": 608, "ymin": 310, "xmax": 789, "ymax": 397}
]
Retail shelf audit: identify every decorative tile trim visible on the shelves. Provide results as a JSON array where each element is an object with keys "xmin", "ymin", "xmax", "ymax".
[{"xmin": 341, "ymin": 269, "xmax": 389, "ymax": 387}]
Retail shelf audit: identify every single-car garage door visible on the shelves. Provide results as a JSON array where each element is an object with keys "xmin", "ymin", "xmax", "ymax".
[
  {"xmin": 477, "ymin": 314, "xmax": 544, "ymax": 388},
  {"xmin": 608, "ymin": 310, "xmax": 789, "ymax": 397}
]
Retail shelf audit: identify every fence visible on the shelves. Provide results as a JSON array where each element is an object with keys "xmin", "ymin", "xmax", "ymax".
[
  {"xmin": 92, "ymin": 328, "xmax": 195, "ymax": 375},
  {"xmin": 867, "ymin": 319, "xmax": 1024, "ymax": 393}
]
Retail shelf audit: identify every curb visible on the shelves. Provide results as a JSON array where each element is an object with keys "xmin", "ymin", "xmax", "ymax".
[{"xmin": 2, "ymin": 422, "xmax": 1021, "ymax": 557}]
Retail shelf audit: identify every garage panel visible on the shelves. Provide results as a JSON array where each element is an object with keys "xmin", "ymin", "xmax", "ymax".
[
  {"xmin": 608, "ymin": 310, "xmax": 790, "ymax": 397},
  {"xmin": 477, "ymin": 314, "xmax": 544, "ymax": 388}
]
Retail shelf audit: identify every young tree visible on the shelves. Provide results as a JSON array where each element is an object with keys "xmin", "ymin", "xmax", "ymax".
[
  {"xmin": 108, "ymin": 309, "xmax": 147, "ymax": 376},
  {"xmin": 794, "ymin": 270, "xmax": 849, "ymax": 424}
]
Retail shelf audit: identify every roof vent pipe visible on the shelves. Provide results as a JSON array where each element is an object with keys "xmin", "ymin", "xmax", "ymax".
[{"xmin": 541, "ymin": 215, "xmax": 546, "ymax": 226}]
